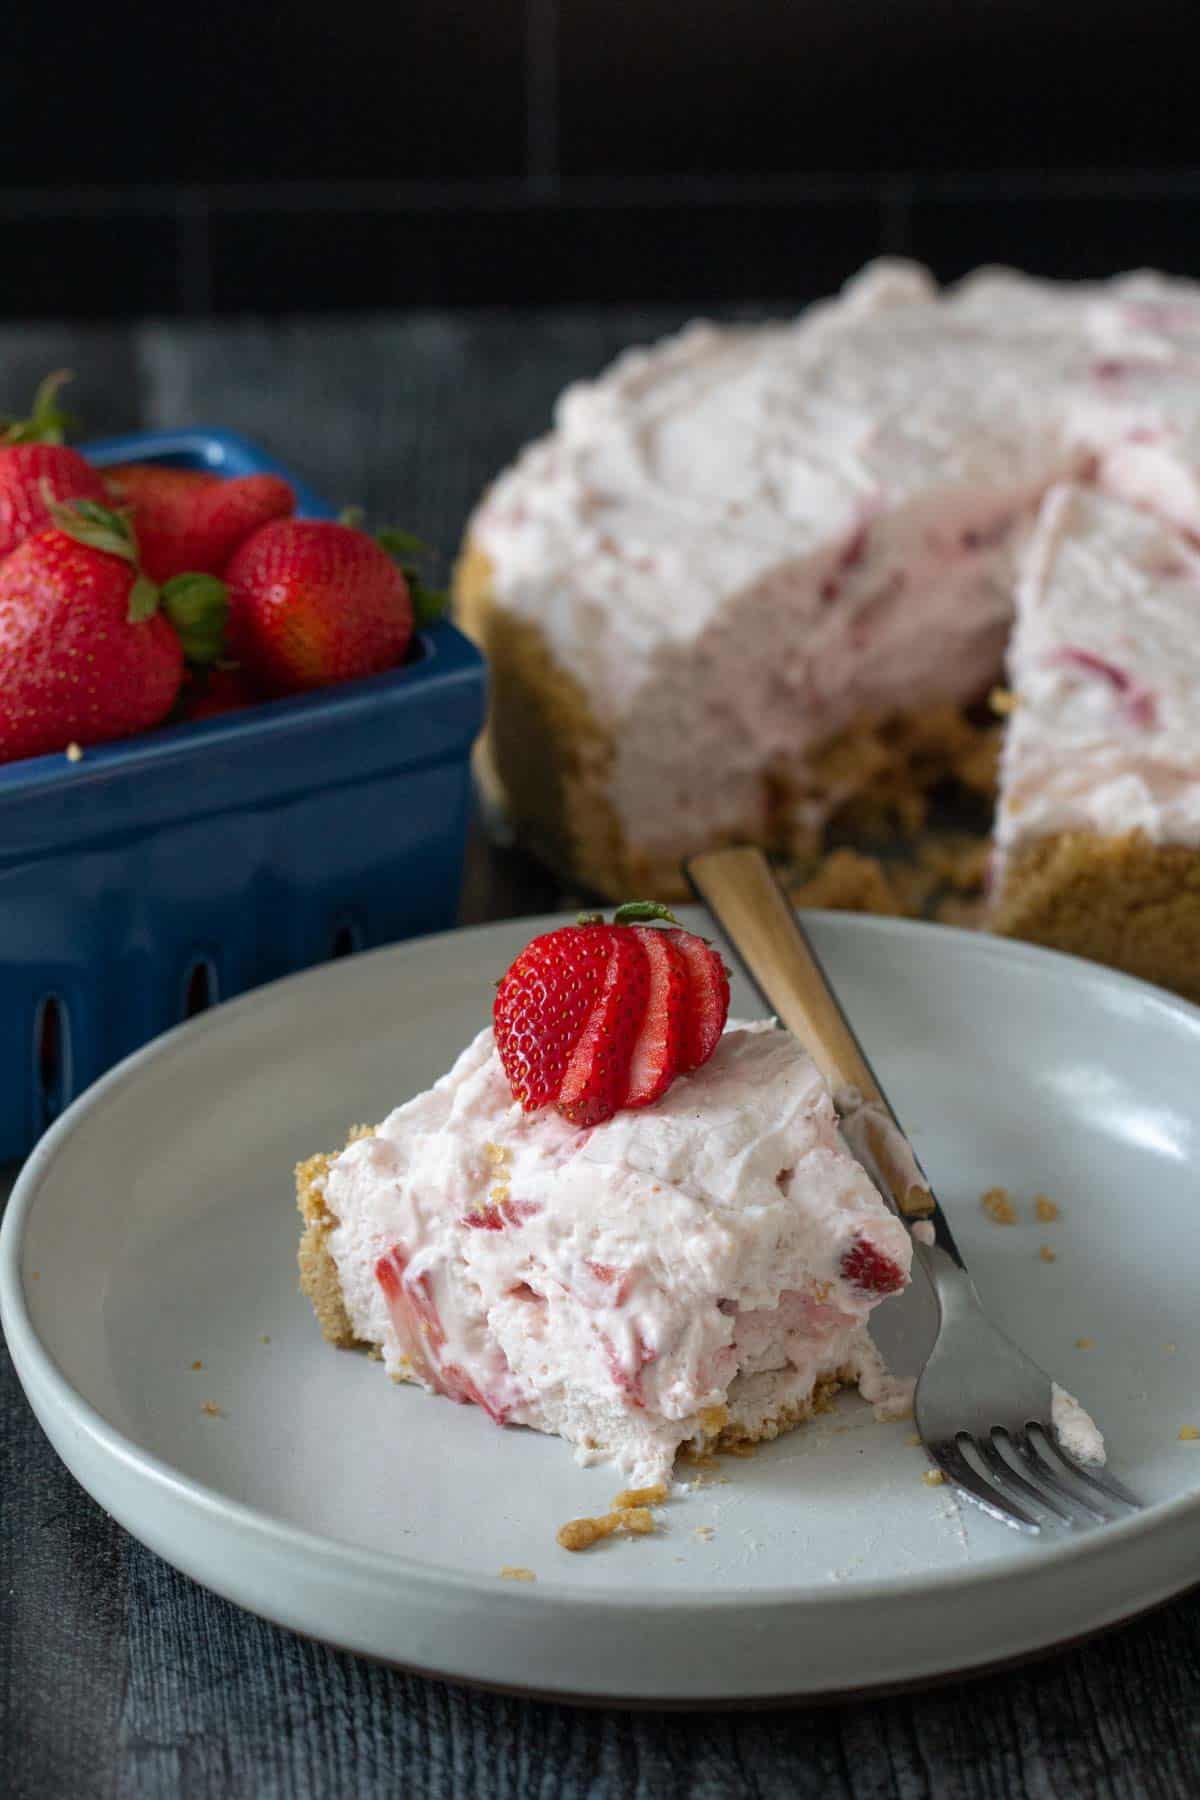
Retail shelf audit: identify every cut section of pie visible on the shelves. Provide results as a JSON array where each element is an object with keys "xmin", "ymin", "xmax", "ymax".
[
  {"xmin": 297, "ymin": 1021, "xmax": 913, "ymax": 1485},
  {"xmin": 992, "ymin": 484, "xmax": 1200, "ymax": 1001}
]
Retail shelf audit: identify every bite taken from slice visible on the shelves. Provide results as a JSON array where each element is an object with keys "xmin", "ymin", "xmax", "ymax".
[{"xmin": 297, "ymin": 911, "xmax": 913, "ymax": 1486}]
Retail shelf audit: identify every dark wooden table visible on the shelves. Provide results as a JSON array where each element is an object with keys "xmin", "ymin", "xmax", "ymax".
[{"xmin": 2, "ymin": 315, "xmax": 1199, "ymax": 1799}]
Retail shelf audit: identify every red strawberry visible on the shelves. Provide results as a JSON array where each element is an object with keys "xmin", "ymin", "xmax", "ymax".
[
  {"xmin": 493, "ymin": 903, "xmax": 731, "ymax": 1128},
  {"xmin": 493, "ymin": 923, "xmax": 617, "ymax": 1111},
  {"xmin": 623, "ymin": 926, "xmax": 689, "ymax": 1108},
  {"xmin": 0, "ymin": 504, "xmax": 187, "ymax": 762},
  {"xmin": 665, "ymin": 927, "xmax": 730, "ymax": 1071},
  {"xmin": 224, "ymin": 518, "xmax": 414, "ymax": 695},
  {"xmin": 839, "ymin": 1237, "xmax": 907, "ymax": 1296},
  {"xmin": 104, "ymin": 463, "xmax": 295, "ymax": 582},
  {"xmin": 179, "ymin": 663, "xmax": 260, "ymax": 721},
  {"xmin": 0, "ymin": 373, "xmax": 108, "ymax": 560},
  {"xmin": 557, "ymin": 930, "xmax": 652, "ymax": 1124}
]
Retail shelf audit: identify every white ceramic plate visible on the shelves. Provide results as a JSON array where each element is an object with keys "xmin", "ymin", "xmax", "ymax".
[{"xmin": 3, "ymin": 912, "xmax": 1200, "ymax": 1703}]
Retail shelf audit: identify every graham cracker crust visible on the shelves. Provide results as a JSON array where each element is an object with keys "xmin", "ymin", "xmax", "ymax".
[
  {"xmin": 993, "ymin": 830, "xmax": 1200, "ymax": 1003},
  {"xmin": 296, "ymin": 1135, "xmax": 373, "ymax": 1350},
  {"xmin": 454, "ymin": 540, "xmax": 1000, "ymax": 904}
]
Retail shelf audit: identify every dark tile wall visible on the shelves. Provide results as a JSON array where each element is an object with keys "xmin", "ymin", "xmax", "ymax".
[{"xmin": 4, "ymin": 0, "xmax": 1198, "ymax": 317}]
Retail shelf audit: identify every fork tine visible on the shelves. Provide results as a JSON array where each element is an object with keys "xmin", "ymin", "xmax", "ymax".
[
  {"xmin": 928, "ymin": 1438, "xmax": 1041, "ymax": 1534},
  {"xmin": 977, "ymin": 1433, "xmax": 1079, "ymax": 1526},
  {"xmin": 1009, "ymin": 1429, "xmax": 1110, "ymax": 1523},
  {"xmin": 1028, "ymin": 1423, "xmax": 1144, "ymax": 1512},
  {"xmin": 1007, "ymin": 1432, "xmax": 1115, "ymax": 1519}
]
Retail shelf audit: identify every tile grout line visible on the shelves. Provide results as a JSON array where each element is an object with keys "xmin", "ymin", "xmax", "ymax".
[
  {"xmin": 5, "ymin": 167, "xmax": 1200, "ymax": 220},
  {"xmin": 175, "ymin": 193, "xmax": 214, "ymax": 319}
]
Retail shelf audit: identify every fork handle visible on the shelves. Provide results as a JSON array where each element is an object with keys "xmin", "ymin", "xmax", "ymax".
[
  {"xmin": 685, "ymin": 845, "xmax": 885, "ymax": 1102},
  {"xmin": 684, "ymin": 845, "xmax": 934, "ymax": 1218}
]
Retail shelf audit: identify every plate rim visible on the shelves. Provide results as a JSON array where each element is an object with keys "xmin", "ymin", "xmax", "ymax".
[{"xmin": 4, "ymin": 910, "xmax": 1200, "ymax": 1625}]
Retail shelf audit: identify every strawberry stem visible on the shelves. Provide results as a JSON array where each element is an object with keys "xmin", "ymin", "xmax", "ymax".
[
  {"xmin": 612, "ymin": 901, "xmax": 679, "ymax": 927},
  {"xmin": 0, "ymin": 370, "xmax": 78, "ymax": 446},
  {"xmin": 577, "ymin": 902, "xmax": 681, "ymax": 928}
]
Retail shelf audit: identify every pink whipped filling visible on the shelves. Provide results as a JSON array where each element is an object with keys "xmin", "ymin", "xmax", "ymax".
[{"xmin": 322, "ymin": 1021, "xmax": 912, "ymax": 1483}]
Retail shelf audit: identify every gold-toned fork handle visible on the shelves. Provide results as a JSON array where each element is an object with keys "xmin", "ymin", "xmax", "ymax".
[{"xmin": 684, "ymin": 845, "xmax": 933, "ymax": 1218}]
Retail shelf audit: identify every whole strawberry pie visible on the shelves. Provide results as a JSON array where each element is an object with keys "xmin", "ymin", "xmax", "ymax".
[{"xmin": 296, "ymin": 908, "xmax": 912, "ymax": 1490}]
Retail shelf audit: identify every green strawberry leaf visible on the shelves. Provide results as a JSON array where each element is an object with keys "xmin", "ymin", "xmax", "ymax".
[
  {"xmin": 162, "ymin": 573, "xmax": 230, "ymax": 664},
  {"xmin": 0, "ymin": 370, "xmax": 78, "ymax": 446},
  {"xmin": 374, "ymin": 526, "xmax": 446, "ymax": 628},
  {"xmin": 405, "ymin": 571, "xmax": 448, "ymax": 628},
  {"xmin": 126, "ymin": 573, "xmax": 162, "ymax": 624},
  {"xmin": 376, "ymin": 526, "xmax": 431, "ymax": 560},
  {"xmin": 48, "ymin": 496, "xmax": 140, "ymax": 565}
]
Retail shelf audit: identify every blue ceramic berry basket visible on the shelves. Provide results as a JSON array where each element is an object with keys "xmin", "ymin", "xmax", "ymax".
[{"xmin": 0, "ymin": 428, "xmax": 487, "ymax": 1159}]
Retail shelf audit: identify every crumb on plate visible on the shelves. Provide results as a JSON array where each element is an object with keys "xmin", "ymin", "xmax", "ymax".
[
  {"xmin": 1075, "ymin": 1337, "xmax": 1095, "ymax": 1351},
  {"xmin": 65, "ymin": 742, "xmax": 83, "ymax": 763},
  {"xmin": 1039, "ymin": 1244, "xmax": 1057, "ymax": 1263},
  {"xmin": 612, "ymin": 1482, "xmax": 669, "ymax": 1509},
  {"xmin": 557, "ymin": 1502, "xmax": 659, "ymax": 1553},
  {"xmin": 922, "ymin": 1468, "xmax": 946, "ymax": 1487},
  {"xmin": 499, "ymin": 1566, "xmax": 536, "ymax": 1582},
  {"xmin": 980, "ymin": 1186, "xmax": 1017, "ymax": 1225},
  {"xmin": 200, "ymin": 1401, "xmax": 222, "ymax": 1418},
  {"xmin": 693, "ymin": 1525, "xmax": 715, "ymax": 1542},
  {"xmin": 190, "ymin": 1359, "xmax": 204, "ymax": 1371},
  {"xmin": 1180, "ymin": 1426, "xmax": 1199, "ymax": 1442},
  {"xmin": 1034, "ymin": 1193, "xmax": 1060, "ymax": 1222}
]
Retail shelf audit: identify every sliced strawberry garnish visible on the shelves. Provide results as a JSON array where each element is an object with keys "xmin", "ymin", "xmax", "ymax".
[
  {"xmin": 492, "ymin": 903, "xmax": 732, "ymax": 1127},
  {"xmin": 494, "ymin": 924, "xmax": 615, "ymax": 1110},
  {"xmin": 665, "ymin": 927, "xmax": 730, "ymax": 1072},
  {"xmin": 557, "ymin": 931, "xmax": 650, "ymax": 1125},
  {"xmin": 623, "ymin": 926, "xmax": 689, "ymax": 1108},
  {"xmin": 839, "ymin": 1237, "xmax": 907, "ymax": 1296}
]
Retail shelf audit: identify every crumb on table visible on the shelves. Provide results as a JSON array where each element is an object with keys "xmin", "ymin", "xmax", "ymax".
[
  {"xmin": 980, "ymin": 1186, "xmax": 1017, "ymax": 1225},
  {"xmin": 1034, "ymin": 1194, "xmax": 1060, "ymax": 1222},
  {"xmin": 989, "ymin": 686, "xmax": 1018, "ymax": 716},
  {"xmin": 200, "ymin": 1400, "xmax": 222, "ymax": 1418},
  {"xmin": 1039, "ymin": 1244, "xmax": 1057, "ymax": 1263},
  {"xmin": 499, "ymin": 1566, "xmax": 536, "ymax": 1582},
  {"xmin": 922, "ymin": 1468, "xmax": 946, "ymax": 1487},
  {"xmin": 65, "ymin": 741, "xmax": 83, "ymax": 763}
]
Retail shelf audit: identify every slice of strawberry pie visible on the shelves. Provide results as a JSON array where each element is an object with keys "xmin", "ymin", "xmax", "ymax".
[{"xmin": 296, "ymin": 908, "xmax": 912, "ymax": 1484}]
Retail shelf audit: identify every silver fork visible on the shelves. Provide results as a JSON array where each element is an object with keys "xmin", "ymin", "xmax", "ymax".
[{"xmin": 685, "ymin": 845, "xmax": 1142, "ymax": 1534}]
